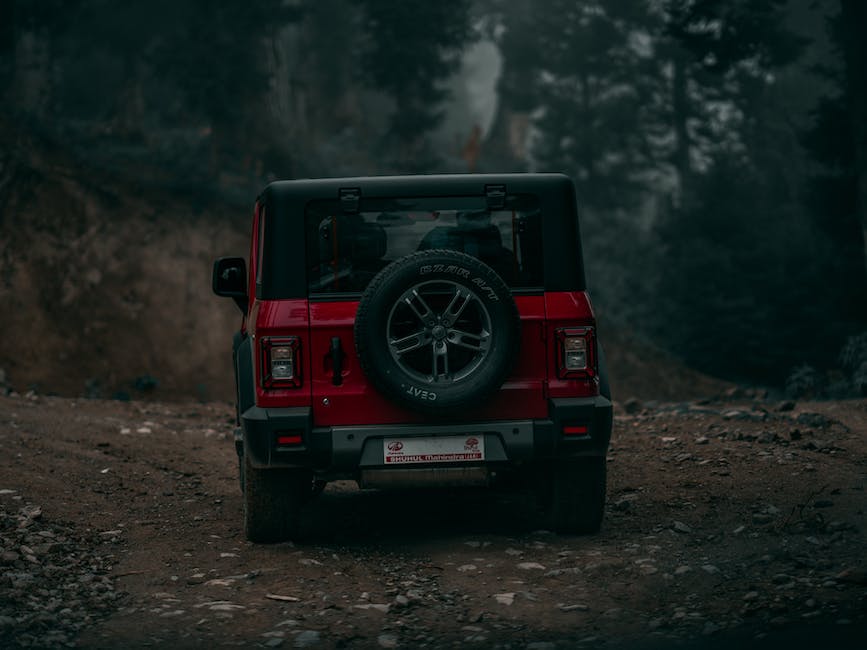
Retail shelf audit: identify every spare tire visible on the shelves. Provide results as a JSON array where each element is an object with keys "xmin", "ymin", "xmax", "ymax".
[{"xmin": 354, "ymin": 249, "xmax": 520, "ymax": 414}]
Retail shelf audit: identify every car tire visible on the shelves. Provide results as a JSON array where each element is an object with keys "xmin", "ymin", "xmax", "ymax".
[
  {"xmin": 243, "ymin": 454, "xmax": 310, "ymax": 543},
  {"xmin": 540, "ymin": 457, "xmax": 606, "ymax": 534},
  {"xmin": 354, "ymin": 249, "xmax": 520, "ymax": 414}
]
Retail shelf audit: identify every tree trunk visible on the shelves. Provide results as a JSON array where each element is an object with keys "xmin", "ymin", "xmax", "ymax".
[
  {"xmin": 840, "ymin": 0, "xmax": 867, "ymax": 278},
  {"xmin": 11, "ymin": 29, "xmax": 51, "ymax": 118},
  {"xmin": 670, "ymin": 54, "xmax": 691, "ymax": 206}
]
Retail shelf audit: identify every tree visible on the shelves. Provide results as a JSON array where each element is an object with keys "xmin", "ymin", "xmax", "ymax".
[
  {"xmin": 838, "ymin": 0, "xmax": 867, "ymax": 278},
  {"xmin": 531, "ymin": 0, "xmax": 661, "ymax": 211},
  {"xmin": 357, "ymin": 0, "xmax": 474, "ymax": 172}
]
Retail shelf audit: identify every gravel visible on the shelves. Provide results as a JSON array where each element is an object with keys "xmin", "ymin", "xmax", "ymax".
[{"xmin": 0, "ymin": 497, "xmax": 122, "ymax": 648}]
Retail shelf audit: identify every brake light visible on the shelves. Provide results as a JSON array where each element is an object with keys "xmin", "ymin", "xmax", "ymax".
[
  {"xmin": 556, "ymin": 327, "xmax": 596, "ymax": 379},
  {"xmin": 276, "ymin": 433, "xmax": 303, "ymax": 446},
  {"xmin": 261, "ymin": 336, "xmax": 302, "ymax": 388}
]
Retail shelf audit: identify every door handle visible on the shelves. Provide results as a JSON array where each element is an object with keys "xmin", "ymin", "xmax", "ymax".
[{"xmin": 330, "ymin": 337, "xmax": 344, "ymax": 386}]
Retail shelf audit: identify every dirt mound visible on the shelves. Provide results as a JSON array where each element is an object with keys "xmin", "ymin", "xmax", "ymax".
[
  {"xmin": 0, "ymin": 119, "xmax": 247, "ymax": 402},
  {"xmin": 600, "ymin": 320, "xmax": 734, "ymax": 402}
]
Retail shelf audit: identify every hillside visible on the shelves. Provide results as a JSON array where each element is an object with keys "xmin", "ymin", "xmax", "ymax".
[
  {"xmin": 0, "ymin": 122, "xmax": 730, "ymax": 404},
  {"xmin": 0, "ymin": 120, "xmax": 247, "ymax": 402}
]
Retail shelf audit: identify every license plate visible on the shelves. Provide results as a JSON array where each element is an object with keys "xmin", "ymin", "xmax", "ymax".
[{"xmin": 383, "ymin": 435, "xmax": 485, "ymax": 465}]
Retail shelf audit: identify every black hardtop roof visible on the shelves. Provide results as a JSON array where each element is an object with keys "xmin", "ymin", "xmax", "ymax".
[
  {"xmin": 261, "ymin": 172, "xmax": 576, "ymax": 203},
  {"xmin": 256, "ymin": 172, "xmax": 586, "ymax": 298}
]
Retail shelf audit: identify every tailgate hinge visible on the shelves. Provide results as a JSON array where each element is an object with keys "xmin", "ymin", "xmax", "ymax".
[
  {"xmin": 339, "ymin": 187, "xmax": 361, "ymax": 213},
  {"xmin": 485, "ymin": 184, "xmax": 507, "ymax": 210}
]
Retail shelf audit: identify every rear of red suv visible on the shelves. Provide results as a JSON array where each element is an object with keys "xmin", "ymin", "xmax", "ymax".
[{"xmin": 213, "ymin": 174, "xmax": 612, "ymax": 542}]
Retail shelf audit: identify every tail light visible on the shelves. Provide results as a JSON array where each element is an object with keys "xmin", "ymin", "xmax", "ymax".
[
  {"xmin": 261, "ymin": 336, "xmax": 302, "ymax": 388},
  {"xmin": 555, "ymin": 327, "xmax": 596, "ymax": 379}
]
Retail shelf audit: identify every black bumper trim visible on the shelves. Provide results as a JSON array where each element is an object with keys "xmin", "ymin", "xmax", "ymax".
[{"xmin": 240, "ymin": 395, "xmax": 612, "ymax": 472}]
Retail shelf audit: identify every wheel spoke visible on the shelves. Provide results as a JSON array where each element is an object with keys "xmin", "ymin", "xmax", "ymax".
[
  {"xmin": 443, "ymin": 288, "xmax": 473, "ymax": 325},
  {"xmin": 404, "ymin": 289, "xmax": 434, "ymax": 323},
  {"xmin": 390, "ymin": 330, "xmax": 431, "ymax": 355},
  {"xmin": 432, "ymin": 341, "xmax": 450, "ymax": 380},
  {"xmin": 447, "ymin": 328, "xmax": 490, "ymax": 352}
]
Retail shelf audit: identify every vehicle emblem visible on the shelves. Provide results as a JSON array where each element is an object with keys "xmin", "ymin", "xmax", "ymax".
[
  {"xmin": 387, "ymin": 441, "xmax": 404, "ymax": 452},
  {"xmin": 464, "ymin": 437, "xmax": 479, "ymax": 451}
]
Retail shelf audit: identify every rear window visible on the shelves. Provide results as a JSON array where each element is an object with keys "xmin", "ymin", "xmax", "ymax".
[{"xmin": 305, "ymin": 195, "xmax": 543, "ymax": 295}]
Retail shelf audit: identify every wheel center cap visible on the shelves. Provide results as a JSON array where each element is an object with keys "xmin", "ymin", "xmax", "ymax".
[{"xmin": 431, "ymin": 325, "xmax": 447, "ymax": 340}]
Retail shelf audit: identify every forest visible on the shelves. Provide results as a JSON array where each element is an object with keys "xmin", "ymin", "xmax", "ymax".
[{"xmin": 1, "ymin": 0, "xmax": 866, "ymax": 396}]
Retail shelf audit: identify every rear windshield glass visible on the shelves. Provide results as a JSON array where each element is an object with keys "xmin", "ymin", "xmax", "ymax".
[{"xmin": 305, "ymin": 195, "xmax": 542, "ymax": 295}]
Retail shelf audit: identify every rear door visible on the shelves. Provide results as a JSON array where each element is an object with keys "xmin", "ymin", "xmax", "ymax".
[{"xmin": 304, "ymin": 194, "xmax": 548, "ymax": 426}]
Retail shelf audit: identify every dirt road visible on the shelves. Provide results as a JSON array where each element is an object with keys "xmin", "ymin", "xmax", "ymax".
[{"xmin": 1, "ymin": 393, "xmax": 865, "ymax": 648}]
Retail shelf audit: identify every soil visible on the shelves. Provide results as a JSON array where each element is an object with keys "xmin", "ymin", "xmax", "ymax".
[{"xmin": 1, "ymin": 391, "xmax": 865, "ymax": 649}]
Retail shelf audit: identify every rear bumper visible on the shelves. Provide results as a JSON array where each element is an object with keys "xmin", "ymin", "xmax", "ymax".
[{"xmin": 241, "ymin": 396, "xmax": 612, "ymax": 476}]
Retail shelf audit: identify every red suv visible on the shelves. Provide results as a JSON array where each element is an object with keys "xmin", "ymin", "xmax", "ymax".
[{"xmin": 213, "ymin": 174, "xmax": 612, "ymax": 541}]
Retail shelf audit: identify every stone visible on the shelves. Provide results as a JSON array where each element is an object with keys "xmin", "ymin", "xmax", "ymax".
[
  {"xmin": 517, "ymin": 562, "xmax": 546, "ymax": 571},
  {"xmin": 672, "ymin": 521, "xmax": 692, "ymax": 534},
  {"xmin": 293, "ymin": 630, "xmax": 320, "ymax": 648},
  {"xmin": 559, "ymin": 603, "xmax": 589, "ymax": 612},
  {"xmin": 377, "ymin": 633, "xmax": 399, "ymax": 648},
  {"xmin": 701, "ymin": 565, "xmax": 720, "ymax": 575},
  {"xmin": 457, "ymin": 564, "xmax": 477, "ymax": 572},
  {"xmin": 493, "ymin": 593, "xmax": 515, "ymax": 606}
]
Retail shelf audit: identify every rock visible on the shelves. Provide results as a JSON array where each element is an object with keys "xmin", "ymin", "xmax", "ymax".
[
  {"xmin": 493, "ymin": 593, "xmax": 516, "ymax": 606},
  {"xmin": 776, "ymin": 400, "xmax": 796, "ymax": 412},
  {"xmin": 813, "ymin": 499, "xmax": 834, "ymax": 508},
  {"xmin": 695, "ymin": 436, "xmax": 709, "ymax": 445},
  {"xmin": 752, "ymin": 513, "xmax": 773, "ymax": 525},
  {"xmin": 517, "ymin": 562, "xmax": 546, "ymax": 571},
  {"xmin": 622, "ymin": 398, "xmax": 642, "ymax": 414},
  {"xmin": 457, "ymin": 564, "xmax": 477, "ymax": 572},
  {"xmin": 293, "ymin": 630, "xmax": 320, "ymax": 648},
  {"xmin": 377, "ymin": 633, "xmax": 399, "ymax": 648},
  {"xmin": 723, "ymin": 386, "xmax": 745, "ymax": 399},
  {"xmin": 796, "ymin": 412, "xmax": 832, "ymax": 428},
  {"xmin": 835, "ymin": 568, "xmax": 867, "ymax": 585},
  {"xmin": 743, "ymin": 591, "xmax": 759, "ymax": 601},
  {"xmin": 353, "ymin": 603, "xmax": 390, "ymax": 613},
  {"xmin": 672, "ymin": 520, "xmax": 692, "ymax": 534},
  {"xmin": 559, "ymin": 603, "xmax": 589, "ymax": 612},
  {"xmin": 703, "ymin": 622, "xmax": 720, "ymax": 635},
  {"xmin": 613, "ymin": 498, "xmax": 632, "ymax": 512},
  {"xmin": 701, "ymin": 565, "xmax": 720, "ymax": 574},
  {"xmin": 674, "ymin": 566, "xmax": 691, "ymax": 575},
  {"xmin": 393, "ymin": 594, "xmax": 410, "ymax": 608},
  {"xmin": 264, "ymin": 639, "xmax": 285, "ymax": 648}
]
